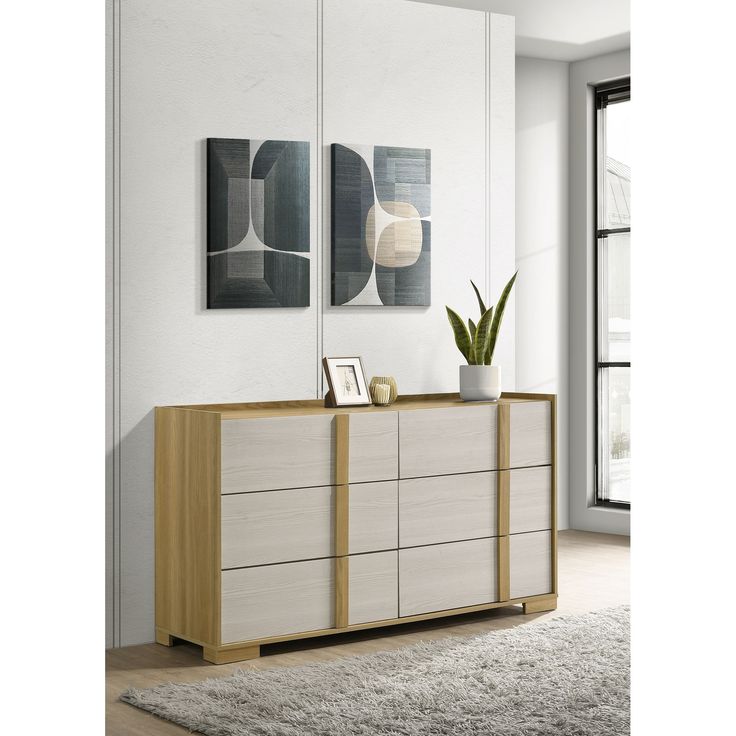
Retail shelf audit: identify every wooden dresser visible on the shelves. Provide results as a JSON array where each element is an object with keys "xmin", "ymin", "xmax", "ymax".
[{"xmin": 154, "ymin": 392, "xmax": 557, "ymax": 664}]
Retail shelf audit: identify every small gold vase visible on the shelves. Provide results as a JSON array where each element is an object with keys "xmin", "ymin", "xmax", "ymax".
[{"xmin": 369, "ymin": 376, "xmax": 398, "ymax": 406}]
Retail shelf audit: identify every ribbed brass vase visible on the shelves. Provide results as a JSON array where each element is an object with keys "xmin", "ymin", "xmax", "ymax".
[{"xmin": 369, "ymin": 376, "xmax": 398, "ymax": 406}]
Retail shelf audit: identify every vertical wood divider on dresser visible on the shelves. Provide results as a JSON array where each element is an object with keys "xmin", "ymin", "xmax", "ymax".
[
  {"xmin": 334, "ymin": 413, "xmax": 350, "ymax": 629},
  {"xmin": 550, "ymin": 395, "xmax": 558, "ymax": 595},
  {"xmin": 496, "ymin": 404, "xmax": 511, "ymax": 602},
  {"xmin": 497, "ymin": 472, "xmax": 510, "ymax": 536}
]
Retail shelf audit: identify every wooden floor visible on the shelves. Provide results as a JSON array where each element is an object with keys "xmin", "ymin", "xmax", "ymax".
[{"xmin": 106, "ymin": 530, "xmax": 629, "ymax": 735}]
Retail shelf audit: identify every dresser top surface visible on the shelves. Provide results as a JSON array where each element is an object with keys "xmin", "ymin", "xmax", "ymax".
[{"xmin": 163, "ymin": 392, "xmax": 554, "ymax": 420}]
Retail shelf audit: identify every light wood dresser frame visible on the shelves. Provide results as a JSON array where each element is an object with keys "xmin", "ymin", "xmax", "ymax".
[{"xmin": 155, "ymin": 392, "xmax": 557, "ymax": 664}]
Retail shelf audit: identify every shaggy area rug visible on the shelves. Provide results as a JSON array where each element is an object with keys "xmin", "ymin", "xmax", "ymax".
[{"xmin": 121, "ymin": 606, "xmax": 629, "ymax": 735}]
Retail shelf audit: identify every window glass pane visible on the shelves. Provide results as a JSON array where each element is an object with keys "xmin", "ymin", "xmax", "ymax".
[
  {"xmin": 604, "ymin": 99, "xmax": 630, "ymax": 230},
  {"xmin": 599, "ymin": 367, "xmax": 631, "ymax": 504},
  {"xmin": 598, "ymin": 232, "xmax": 630, "ymax": 362}
]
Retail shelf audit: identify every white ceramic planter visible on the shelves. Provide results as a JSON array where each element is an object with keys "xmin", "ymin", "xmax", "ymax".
[{"xmin": 459, "ymin": 365, "xmax": 501, "ymax": 401}]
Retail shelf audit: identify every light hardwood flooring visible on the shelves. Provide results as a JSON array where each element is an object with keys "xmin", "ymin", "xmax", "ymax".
[{"xmin": 106, "ymin": 530, "xmax": 629, "ymax": 735}]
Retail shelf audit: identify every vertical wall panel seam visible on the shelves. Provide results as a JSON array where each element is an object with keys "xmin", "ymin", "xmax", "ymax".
[
  {"xmin": 484, "ymin": 13, "xmax": 487, "ymax": 304},
  {"xmin": 316, "ymin": 0, "xmax": 324, "ymax": 398},
  {"xmin": 109, "ymin": 0, "xmax": 116, "ymax": 649},
  {"xmin": 112, "ymin": 0, "xmax": 122, "ymax": 648},
  {"xmin": 117, "ymin": 0, "xmax": 123, "ymax": 647},
  {"xmin": 485, "ymin": 13, "xmax": 492, "ymax": 306}
]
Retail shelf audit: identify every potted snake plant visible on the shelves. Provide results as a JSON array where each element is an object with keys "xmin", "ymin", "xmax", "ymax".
[{"xmin": 445, "ymin": 272, "xmax": 517, "ymax": 401}]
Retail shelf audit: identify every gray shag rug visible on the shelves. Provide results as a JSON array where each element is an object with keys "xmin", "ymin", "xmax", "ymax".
[{"xmin": 121, "ymin": 606, "xmax": 629, "ymax": 735}]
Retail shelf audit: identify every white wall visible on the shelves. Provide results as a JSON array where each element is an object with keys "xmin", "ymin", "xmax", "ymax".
[
  {"xmin": 321, "ymin": 3, "xmax": 515, "ymax": 391},
  {"xmin": 515, "ymin": 51, "xmax": 632, "ymax": 535},
  {"xmin": 107, "ymin": 0, "xmax": 515, "ymax": 647},
  {"xmin": 569, "ymin": 49, "xmax": 630, "ymax": 534},
  {"xmin": 515, "ymin": 57, "xmax": 570, "ymax": 530}
]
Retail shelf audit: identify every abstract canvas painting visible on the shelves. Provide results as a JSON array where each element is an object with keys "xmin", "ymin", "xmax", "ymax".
[
  {"xmin": 207, "ymin": 138, "xmax": 310, "ymax": 308},
  {"xmin": 331, "ymin": 144, "xmax": 431, "ymax": 306}
]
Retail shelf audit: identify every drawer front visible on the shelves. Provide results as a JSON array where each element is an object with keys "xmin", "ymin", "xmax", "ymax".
[
  {"xmin": 221, "ymin": 558, "xmax": 333, "ymax": 643},
  {"xmin": 399, "ymin": 405, "xmax": 497, "ymax": 478},
  {"xmin": 349, "ymin": 551, "xmax": 398, "ymax": 625},
  {"xmin": 509, "ymin": 401, "xmax": 551, "ymax": 468},
  {"xmin": 509, "ymin": 530, "xmax": 552, "ymax": 599},
  {"xmin": 399, "ymin": 472, "xmax": 497, "ymax": 548},
  {"xmin": 221, "ymin": 415, "xmax": 334, "ymax": 494},
  {"xmin": 509, "ymin": 466, "xmax": 552, "ymax": 535},
  {"xmin": 399, "ymin": 538, "xmax": 497, "ymax": 617},
  {"xmin": 349, "ymin": 412, "xmax": 398, "ymax": 483},
  {"xmin": 221, "ymin": 486, "xmax": 334, "ymax": 569},
  {"xmin": 349, "ymin": 481, "xmax": 398, "ymax": 554}
]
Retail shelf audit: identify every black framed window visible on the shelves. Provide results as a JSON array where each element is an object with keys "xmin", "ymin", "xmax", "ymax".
[{"xmin": 595, "ymin": 79, "xmax": 630, "ymax": 508}]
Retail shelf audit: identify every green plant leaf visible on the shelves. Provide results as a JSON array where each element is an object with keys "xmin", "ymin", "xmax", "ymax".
[
  {"xmin": 468, "ymin": 318, "xmax": 477, "ymax": 349},
  {"xmin": 486, "ymin": 271, "xmax": 518, "ymax": 365},
  {"xmin": 446, "ymin": 306, "xmax": 473, "ymax": 364},
  {"xmin": 474, "ymin": 306, "xmax": 494, "ymax": 365},
  {"xmin": 470, "ymin": 280, "xmax": 487, "ymax": 317}
]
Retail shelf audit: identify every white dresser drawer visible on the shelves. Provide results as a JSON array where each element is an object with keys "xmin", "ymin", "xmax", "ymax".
[
  {"xmin": 510, "ymin": 401, "xmax": 552, "ymax": 468},
  {"xmin": 399, "ymin": 472, "xmax": 497, "ymax": 548},
  {"xmin": 221, "ymin": 486, "xmax": 334, "ymax": 569},
  {"xmin": 222, "ymin": 481, "xmax": 398, "ymax": 568},
  {"xmin": 509, "ymin": 530, "xmax": 552, "ymax": 599},
  {"xmin": 349, "ymin": 481, "xmax": 398, "ymax": 554},
  {"xmin": 221, "ymin": 558, "xmax": 333, "ymax": 643},
  {"xmin": 399, "ymin": 538, "xmax": 497, "ymax": 617},
  {"xmin": 399, "ymin": 405, "xmax": 497, "ymax": 478},
  {"xmin": 509, "ymin": 466, "xmax": 552, "ymax": 535},
  {"xmin": 349, "ymin": 551, "xmax": 398, "ymax": 625},
  {"xmin": 349, "ymin": 412, "xmax": 398, "ymax": 483},
  {"xmin": 221, "ymin": 415, "xmax": 334, "ymax": 494}
]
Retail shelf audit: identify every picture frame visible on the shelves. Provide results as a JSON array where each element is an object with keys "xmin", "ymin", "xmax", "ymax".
[{"xmin": 322, "ymin": 356, "xmax": 372, "ymax": 407}]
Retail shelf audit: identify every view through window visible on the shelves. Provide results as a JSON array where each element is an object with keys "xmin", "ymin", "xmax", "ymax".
[{"xmin": 595, "ymin": 80, "xmax": 630, "ymax": 507}]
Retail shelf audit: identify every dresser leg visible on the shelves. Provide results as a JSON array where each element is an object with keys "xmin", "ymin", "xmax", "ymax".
[
  {"xmin": 155, "ymin": 628, "xmax": 175, "ymax": 646},
  {"xmin": 203, "ymin": 645, "xmax": 261, "ymax": 665},
  {"xmin": 523, "ymin": 595, "xmax": 557, "ymax": 614}
]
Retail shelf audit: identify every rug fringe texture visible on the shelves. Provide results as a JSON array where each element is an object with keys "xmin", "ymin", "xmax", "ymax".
[{"xmin": 121, "ymin": 606, "xmax": 629, "ymax": 735}]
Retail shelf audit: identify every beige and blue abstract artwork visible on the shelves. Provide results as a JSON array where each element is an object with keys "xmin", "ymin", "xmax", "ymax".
[
  {"xmin": 207, "ymin": 138, "xmax": 310, "ymax": 308},
  {"xmin": 331, "ymin": 144, "xmax": 431, "ymax": 306}
]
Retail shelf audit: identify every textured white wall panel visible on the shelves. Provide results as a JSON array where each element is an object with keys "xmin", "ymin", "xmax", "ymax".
[
  {"xmin": 117, "ymin": 0, "xmax": 318, "ymax": 646},
  {"xmin": 322, "ymin": 2, "xmax": 514, "ymax": 395},
  {"xmin": 108, "ymin": 0, "xmax": 515, "ymax": 646},
  {"xmin": 488, "ymin": 12, "xmax": 516, "ymax": 389}
]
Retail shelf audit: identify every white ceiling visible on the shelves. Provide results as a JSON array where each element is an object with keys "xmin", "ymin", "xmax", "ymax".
[{"xmin": 408, "ymin": 0, "xmax": 630, "ymax": 61}]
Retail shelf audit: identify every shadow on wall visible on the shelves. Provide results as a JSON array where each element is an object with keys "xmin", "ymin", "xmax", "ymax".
[
  {"xmin": 197, "ymin": 139, "xmax": 206, "ymax": 313},
  {"xmin": 110, "ymin": 408, "xmax": 157, "ymax": 646},
  {"xmin": 515, "ymin": 242, "xmax": 559, "ymax": 263}
]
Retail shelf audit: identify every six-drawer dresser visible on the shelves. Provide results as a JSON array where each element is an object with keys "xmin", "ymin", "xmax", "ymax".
[{"xmin": 154, "ymin": 392, "xmax": 557, "ymax": 663}]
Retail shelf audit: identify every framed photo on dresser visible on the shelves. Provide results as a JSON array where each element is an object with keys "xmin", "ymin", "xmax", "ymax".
[{"xmin": 322, "ymin": 356, "xmax": 372, "ymax": 407}]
